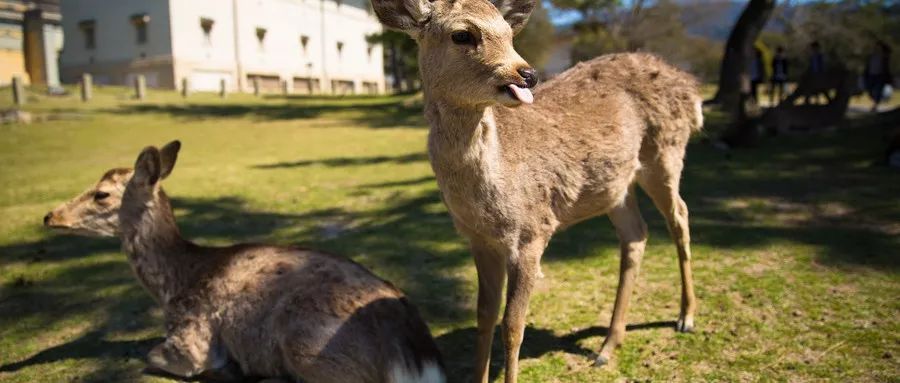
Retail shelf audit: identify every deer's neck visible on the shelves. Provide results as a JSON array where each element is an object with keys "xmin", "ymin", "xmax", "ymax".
[
  {"xmin": 425, "ymin": 99, "xmax": 502, "ymax": 175},
  {"xmin": 119, "ymin": 189, "xmax": 195, "ymax": 307}
]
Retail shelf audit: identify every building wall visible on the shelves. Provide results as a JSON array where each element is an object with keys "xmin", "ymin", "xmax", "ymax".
[
  {"xmin": 40, "ymin": 23, "xmax": 63, "ymax": 86},
  {"xmin": 59, "ymin": 0, "xmax": 385, "ymax": 93},
  {"xmin": 23, "ymin": 10, "xmax": 63, "ymax": 87},
  {"xmin": 0, "ymin": 22, "xmax": 27, "ymax": 85},
  {"xmin": 168, "ymin": 0, "xmax": 237, "ymax": 91},
  {"xmin": 171, "ymin": 0, "xmax": 384, "ymax": 94},
  {"xmin": 59, "ymin": 0, "xmax": 175, "ymax": 87},
  {"xmin": 319, "ymin": 0, "xmax": 384, "ymax": 94}
]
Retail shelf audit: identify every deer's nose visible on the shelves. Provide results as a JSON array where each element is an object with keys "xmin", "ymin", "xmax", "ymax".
[
  {"xmin": 518, "ymin": 67, "xmax": 538, "ymax": 88},
  {"xmin": 43, "ymin": 212, "xmax": 53, "ymax": 226}
]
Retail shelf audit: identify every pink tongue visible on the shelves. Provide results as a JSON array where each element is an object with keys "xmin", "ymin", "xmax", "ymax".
[{"xmin": 507, "ymin": 84, "xmax": 534, "ymax": 104}]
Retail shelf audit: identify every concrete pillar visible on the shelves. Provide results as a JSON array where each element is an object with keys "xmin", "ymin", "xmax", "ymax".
[
  {"xmin": 80, "ymin": 73, "xmax": 92, "ymax": 102},
  {"xmin": 252, "ymin": 77, "xmax": 260, "ymax": 96},
  {"xmin": 23, "ymin": 10, "xmax": 47, "ymax": 86},
  {"xmin": 134, "ymin": 75, "xmax": 146, "ymax": 100},
  {"xmin": 181, "ymin": 78, "xmax": 190, "ymax": 98},
  {"xmin": 282, "ymin": 79, "xmax": 291, "ymax": 95},
  {"xmin": 12, "ymin": 76, "xmax": 25, "ymax": 106}
]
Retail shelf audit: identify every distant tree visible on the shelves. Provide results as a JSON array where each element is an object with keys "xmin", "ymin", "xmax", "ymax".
[
  {"xmin": 711, "ymin": 0, "xmax": 776, "ymax": 115},
  {"xmin": 774, "ymin": 0, "xmax": 900, "ymax": 76},
  {"xmin": 514, "ymin": 0, "xmax": 555, "ymax": 72},
  {"xmin": 367, "ymin": 30, "xmax": 419, "ymax": 93},
  {"xmin": 555, "ymin": 0, "xmax": 722, "ymax": 81}
]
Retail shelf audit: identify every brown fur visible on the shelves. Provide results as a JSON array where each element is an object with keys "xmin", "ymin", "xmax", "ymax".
[
  {"xmin": 372, "ymin": 0, "xmax": 702, "ymax": 381},
  {"xmin": 45, "ymin": 142, "xmax": 445, "ymax": 383}
]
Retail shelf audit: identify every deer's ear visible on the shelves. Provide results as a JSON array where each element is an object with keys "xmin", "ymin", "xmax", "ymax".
[
  {"xmin": 371, "ymin": 0, "xmax": 432, "ymax": 34},
  {"xmin": 492, "ymin": 0, "xmax": 534, "ymax": 34},
  {"xmin": 158, "ymin": 140, "xmax": 181, "ymax": 180},
  {"xmin": 133, "ymin": 147, "xmax": 161, "ymax": 186}
]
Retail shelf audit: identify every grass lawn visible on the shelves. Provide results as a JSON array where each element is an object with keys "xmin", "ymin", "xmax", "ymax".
[{"xmin": 1, "ymin": 86, "xmax": 898, "ymax": 382}]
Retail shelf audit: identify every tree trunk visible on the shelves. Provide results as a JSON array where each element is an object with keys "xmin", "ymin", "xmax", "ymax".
[{"xmin": 712, "ymin": 0, "xmax": 775, "ymax": 115}]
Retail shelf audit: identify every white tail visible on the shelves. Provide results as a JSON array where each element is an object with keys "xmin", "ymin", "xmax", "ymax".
[{"xmin": 388, "ymin": 360, "xmax": 446, "ymax": 383}]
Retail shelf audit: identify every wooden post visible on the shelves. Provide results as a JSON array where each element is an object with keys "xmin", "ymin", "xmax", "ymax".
[
  {"xmin": 181, "ymin": 78, "xmax": 190, "ymax": 98},
  {"xmin": 134, "ymin": 75, "xmax": 146, "ymax": 100},
  {"xmin": 80, "ymin": 73, "xmax": 92, "ymax": 102},
  {"xmin": 11, "ymin": 76, "xmax": 25, "ymax": 106},
  {"xmin": 219, "ymin": 78, "xmax": 227, "ymax": 98},
  {"xmin": 252, "ymin": 77, "xmax": 260, "ymax": 96}
]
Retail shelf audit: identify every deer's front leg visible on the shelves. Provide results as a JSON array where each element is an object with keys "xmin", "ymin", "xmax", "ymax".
[
  {"xmin": 471, "ymin": 237, "xmax": 506, "ymax": 383},
  {"xmin": 501, "ymin": 238, "xmax": 546, "ymax": 383},
  {"xmin": 145, "ymin": 316, "xmax": 233, "ymax": 380}
]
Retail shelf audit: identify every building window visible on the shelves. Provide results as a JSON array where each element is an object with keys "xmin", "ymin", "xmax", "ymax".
[
  {"xmin": 256, "ymin": 27, "xmax": 267, "ymax": 50},
  {"xmin": 367, "ymin": 42, "xmax": 374, "ymax": 62},
  {"xmin": 336, "ymin": 0, "xmax": 342, "ymax": 6},
  {"xmin": 78, "ymin": 20, "xmax": 96, "ymax": 49},
  {"xmin": 200, "ymin": 17, "xmax": 214, "ymax": 45},
  {"xmin": 130, "ymin": 13, "xmax": 150, "ymax": 44},
  {"xmin": 336, "ymin": 41, "xmax": 343, "ymax": 59},
  {"xmin": 300, "ymin": 35, "xmax": 309, "ymax": 55}
]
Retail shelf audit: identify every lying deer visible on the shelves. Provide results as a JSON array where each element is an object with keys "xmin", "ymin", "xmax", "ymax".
[
  {"xmin": 371, "ymin": 0, "xmax": 702, "ymax": 381},
  {"xmin": 44, "ymin": 141, "xmax": 446, "ymax": 383},
  {"xmin": 764, "ymin": 69, "xmax": 860, "ymax": 134}
]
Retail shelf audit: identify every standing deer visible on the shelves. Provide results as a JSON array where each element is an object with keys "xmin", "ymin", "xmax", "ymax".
[
  {"xmin": 370, "ymin": 0, "xmax": 703, "ymax": 381},
  {"xmin": 44, "ymin": 141, "xmax": 446, "ymax": 383}
]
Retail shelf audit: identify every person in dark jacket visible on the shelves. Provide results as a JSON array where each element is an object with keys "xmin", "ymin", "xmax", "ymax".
[
  {"xmin": 865, "ymin": 41, "xmax": 893, "ymax": 112},
  {"xmin": 769, "ymin": 46, "xmax": 789, "ymax": 105},
  {"xmin": 806, "ymin": 41, "xmax": 826, "ymax": 104},
  {"xmin": 750, "ymin": 47, "xmax": 765, "ymax": 102},
  {"xmin": 808, "ymin": 41, "xmax": 825, "ymax": 74}
]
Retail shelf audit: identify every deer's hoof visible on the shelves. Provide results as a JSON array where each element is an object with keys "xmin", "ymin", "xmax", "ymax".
[
  {"xmin": 676, "ymin": 318, "xmax": 694, "ymax": 333},
  {"xmin": 593, "ymin": 355, "xmax": 609, "ymax": 367}
]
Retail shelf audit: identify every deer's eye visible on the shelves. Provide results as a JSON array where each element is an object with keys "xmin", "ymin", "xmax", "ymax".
[
  {"xmin": 451, "ymin": 31, "xmax": 475, "ymax": 45},
  {"xmin": 94, "ymin": 191, "xmax": 110, "ymax": 201}
]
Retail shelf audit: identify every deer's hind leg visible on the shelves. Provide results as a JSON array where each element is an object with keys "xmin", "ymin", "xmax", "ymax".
[
  {"xmin": 596, "ymin": 188, "xmax": 648, "ymax": 366},
  {"xmin": 637, "ymin": 147, "xmax": 697, "ymax": 333}
]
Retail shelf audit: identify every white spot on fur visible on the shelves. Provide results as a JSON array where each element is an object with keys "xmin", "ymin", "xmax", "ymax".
[{"xmin": 388, "ymin": 360, "xmax": 445, "ymax": 383}]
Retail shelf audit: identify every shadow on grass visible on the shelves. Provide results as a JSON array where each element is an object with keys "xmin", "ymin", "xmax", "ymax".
[
  {"xmin": 253, "ymin": 152, "xmax": 428, "ymax": 169},
  {"xmin": 0, "ymin": 255, "xmax": 160, "ymax": 380},
  {"xmin": 113, "ymin": 97, "xmax": 426, "ymax": 129},
  {"xmin": 0, "ymin": 331, "xmax": 162, "ymax": 374},
  {"xmin": 436, "ymin": 321, "xmax": 675, "ymax": 382}
]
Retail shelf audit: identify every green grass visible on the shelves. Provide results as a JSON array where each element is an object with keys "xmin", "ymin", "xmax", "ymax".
[{"xmin": 0, "ymin": 86, "xmax": 898, "ymax": 382}]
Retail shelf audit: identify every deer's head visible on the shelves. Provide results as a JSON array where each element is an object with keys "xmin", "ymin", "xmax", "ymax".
[
  {"xmin": 44, "ymin": 168, "xmax": 133, "ymax": 237},
  {"xmin": 373, "ymin": 0, "xmax": 538, "ymax": 107},
  {"xmin": 43, "ymin": 141, "xmax": 181, "ymax": 237}
]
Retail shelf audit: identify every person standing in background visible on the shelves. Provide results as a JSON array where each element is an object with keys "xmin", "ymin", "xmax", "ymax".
[
  {"xmin": 808, "ymin": 41, "xmax": 825, "ymax": 74},
  {"xmin": 865, "ymin": 41, "xmax": 893, "ymax": 112},
  {"xmin": 806, "ymin": 41, "xmax": 826, "ymax": 104},
  {"xmin": 770, "ymin": 46, "xmax": 789, "ymax": 105},
  {"xmin": 750, "ymin": 47, "xmax": 765, "ymax": 102}
]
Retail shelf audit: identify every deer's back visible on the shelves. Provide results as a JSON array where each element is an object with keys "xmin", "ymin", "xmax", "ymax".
[
  {"xmin": 194, "ymin": 245, "xmax": 428, "ymax": 381},
  {"xmin": 486, "ymin": 53, "xmax": 700, "ymax": 229}
]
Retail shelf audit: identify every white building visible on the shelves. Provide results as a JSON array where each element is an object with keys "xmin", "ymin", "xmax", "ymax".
[{"xmin": 59, "ymin": 0, "xmax": 385, "ymax": 94}]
